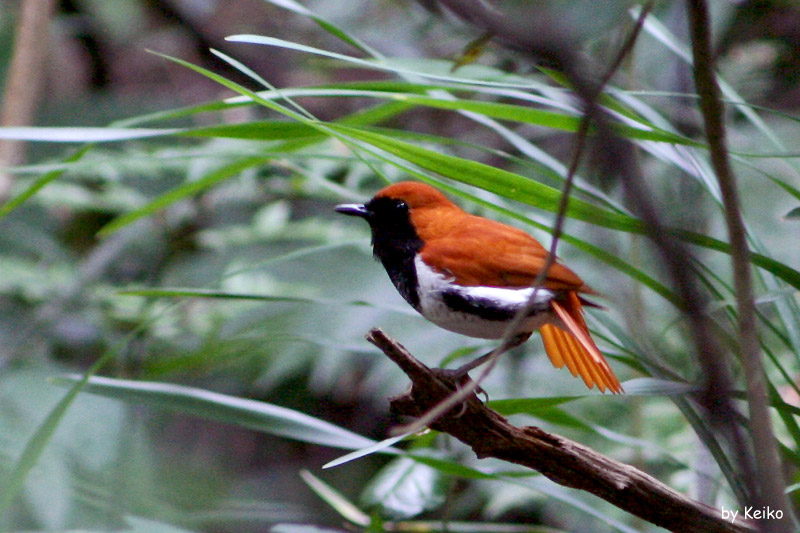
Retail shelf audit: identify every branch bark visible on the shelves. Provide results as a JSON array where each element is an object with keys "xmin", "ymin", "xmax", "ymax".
[{"xmin": 368, "ymin": 328, "xmax": 755, "ymax": 533}]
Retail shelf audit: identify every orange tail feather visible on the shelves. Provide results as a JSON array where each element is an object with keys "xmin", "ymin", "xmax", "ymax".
[{"xmin": 540, "ymin": 293, "xmax": 623, "ymax": 394}]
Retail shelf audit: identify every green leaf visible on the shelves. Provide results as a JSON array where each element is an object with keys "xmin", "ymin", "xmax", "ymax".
[
  {"xmin": 359, "ymin": 456, "xmax": 447, "ymax": 520},
  {"xmin": 324, "ymin": 434, "xmax": 410, "ymax": 469},
  {"xmin": 328, "ymin": 123, "xmax": 639, "ymax": 230},
  {"xmin": 115, "ymin": 287, "xmax": 415, "ymax": 316},
  {"xmin": 300, "ymin": 470, "xmax": 370, "ymax": 527},
  {"xmin": 181, "ymin": 121, "xmax": 320, "ymax": 140},
  {"xmin": 54, "ymin": 375, "xmax": 387, "ymax": 452},
  {"xmin": 784, "ymin": 206, "xmax": 800, "ymax": 220},
  {"xmin": 372, "ymin": 93, "xmax": 699, "ymax": 146},
  {"xmin": 98, "ymin": 156, "xmax": 271, "ymax": 236},
  {"xmin": 488, "ymin": 396, "xmax": 583, "ymax": 415},
  {"xmin": 0, "ymin": 126, "xmax": 179, "ymax": 142},
  {"xmin": 260, "ymin": 0, "xmax": 380, "ymax": 56},
  {"xmin": 616, "ymin": 378, "xmax": 696, "ymax": 396},
  {"xmin": 226, "ymin": 35, "xmax": 538, "ymax": 89},
  {"xmin": 0, "ymin": 145, "xmax": 93, "ymax": 220},
  {"xmin": 0, "ymin": 338, "xmax": 118, "ymax": 516}
]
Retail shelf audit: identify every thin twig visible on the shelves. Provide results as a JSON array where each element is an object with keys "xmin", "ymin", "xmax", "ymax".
[{"xmin": 686, "ymin": 1, "xmax": 792, "ymax": 529}]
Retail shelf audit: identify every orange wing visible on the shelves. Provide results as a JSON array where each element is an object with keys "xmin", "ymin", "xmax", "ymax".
[
  {"xmin": 416, "ymin": 210, "xmax": 621, "ymax": 393},
  {"xmin": 418, "ymin": 214, "xmax": 588, "ymax": 291},
  {"xmin": 541, "ymin": 293, "xmax": 622, "ymax": 393}
]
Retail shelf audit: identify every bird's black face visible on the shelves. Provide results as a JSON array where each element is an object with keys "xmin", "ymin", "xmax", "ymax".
[
  {"xmin": 335, "ymin": 196, "xmax": 419, "ymax": 247},
  {"xmin": 335, "ymin": 196, "xmax": 424, "ymax": 309}
]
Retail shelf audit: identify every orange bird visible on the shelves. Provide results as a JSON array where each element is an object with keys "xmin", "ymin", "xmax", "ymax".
[{"xmin": 335, "ymin": 181, "xmax": 622, "ymax": 394}]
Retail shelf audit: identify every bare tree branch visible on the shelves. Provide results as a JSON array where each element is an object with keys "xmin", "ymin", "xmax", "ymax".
[{"xmin": 368, "ymin": 328, "xmax": 755, "ymax": 533}]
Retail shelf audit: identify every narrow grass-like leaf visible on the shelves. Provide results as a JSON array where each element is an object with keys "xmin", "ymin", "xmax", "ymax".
[
  {"xmin": 361, "ymin": 124, "xmax": 625, "ymax": 212},
  {"xmin": 181, "ymin": 121, "xmax": 319, "ymax": 140},
  {"xmin": 617, "ymin": 378, "xmax": 696, "ymax": 395},
  {"xmin": 260, "ymin": 0, "xmax": 380, "ymax": 56},
  {"xmin": 0, "ymin": 332, "xmax": 122, "ymax": 516},
  {"xmin": 299, "ymin": 470, "xmax": 370, "ymax": 527},
  {"xmin": 239, "ymin": 89, "xmax": 695, "ymax": 145},
  {"xmin": 324, "ymin": 434, "xmax": 410, "ymax": 469},
  {"xmin": 210, "ymin": 49, "xmax": 317, "ymax": 121},
  {"xmin": 112, "ymin": 100, "xmax": 245, "ymax": 127},
  {"xmin": 147, "ymin": 50, "xmax": 313, "ymax": 125},
  {"xmin": 693, "ymin": 261, "xmax": 800, "ymax": 455},
  {"xmin": 98, "ymin": 156, "xmax": 271, "ymax": 236},
  {"xmin": 327, "ymin": 123, "xmax": 638, "ymax": 229},
  {"xmin": 0, "ymin": 126, "xmax": 180, "ymax": 142},
  {"xmin": 227, "ymin": 35, "xmax": 539, "ymax": 90},
  {"xmin": 379, "ymin": 94, "xmax": 699, "ymax": 146},
  {"xmin": 488, "ymin": 396, "xmax": 583, "ymax": 414},
  {"xmin": 152, "ymin": 50, "xmax": 396, "ymax": 186},
  {"xmin": 55, "ymin": 375, "xmax": 387, "ymax": 452},
  {"xmin": 405, "ymin": 454, "xmax": 499, "ymax": 480},
  {"xmin": 0, "ymin": 145, "xmax": 92, "ymax": 220},
  {"xmin": 116, "ymin": 287, "xmax": 415, "ymax": 315}
]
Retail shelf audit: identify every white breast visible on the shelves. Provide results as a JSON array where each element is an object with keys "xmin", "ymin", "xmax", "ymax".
[{"xmin": 413, "ymin": 256, "xmax": 556, "ymax": 339}]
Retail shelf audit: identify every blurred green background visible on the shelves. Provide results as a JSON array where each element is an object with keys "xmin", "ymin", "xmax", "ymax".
[{"xmin": 1, "ymin": 1, "xmax": 800, "ymax": 531}]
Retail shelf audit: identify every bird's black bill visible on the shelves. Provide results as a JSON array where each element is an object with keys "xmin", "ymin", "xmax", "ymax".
[{"xmin": 334, "ymin": 203, "xmax": 370, "ymax": 218}]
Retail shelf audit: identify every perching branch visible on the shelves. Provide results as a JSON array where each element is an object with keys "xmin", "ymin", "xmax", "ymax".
[{"xmin": 368, "ymin": 328, "xmax": 755, "ymax": 533}]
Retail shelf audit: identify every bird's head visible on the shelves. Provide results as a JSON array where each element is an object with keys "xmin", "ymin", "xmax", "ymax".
[{"xmin": 335, "ymin": 182, "xmax": 460, "ymax": 242}]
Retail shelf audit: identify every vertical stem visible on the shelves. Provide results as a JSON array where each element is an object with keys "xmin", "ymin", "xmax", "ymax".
[
  {"xmin": 686, "ymin": 1, "xmax": 792, "ymax": 529},
  {"xmin": 0, "ymin": 0, "xmax": 58, "ymax": 201}
]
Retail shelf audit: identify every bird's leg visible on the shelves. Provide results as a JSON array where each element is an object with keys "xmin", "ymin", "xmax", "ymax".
[
  {"xmin": 395, "ymin": 332, "xmax": 533, "ymax": 434},
  {"xmin": 432, "ymin": 332, "xmax": 532, "ymax": 402},
  {"xmin": 445, "ymin": 332, "xmax": 532, "ymax": 378},
  {"xmin": 432, "ymin": 354, "xmax": 493, "ymax": 402}
]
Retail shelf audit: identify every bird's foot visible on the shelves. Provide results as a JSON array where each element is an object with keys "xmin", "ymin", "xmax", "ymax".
[{"xmin": 430, "ymin": 367, "xmax": 489, "ymax": 403}]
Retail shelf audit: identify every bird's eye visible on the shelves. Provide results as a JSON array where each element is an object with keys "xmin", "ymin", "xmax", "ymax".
[{"xmin": 395, "ymin": 200, "xmax": 408, "ymax": 211}]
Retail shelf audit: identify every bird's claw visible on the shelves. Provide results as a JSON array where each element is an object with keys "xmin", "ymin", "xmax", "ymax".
[{"xmin": 431, "ymin": 367, "xmax": 489, "ymax": 403}]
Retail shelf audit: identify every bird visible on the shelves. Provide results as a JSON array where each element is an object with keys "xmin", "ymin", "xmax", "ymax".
[{"xmin": 335, "ymin": 181, "xmax": 622, "ymax": 394}]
